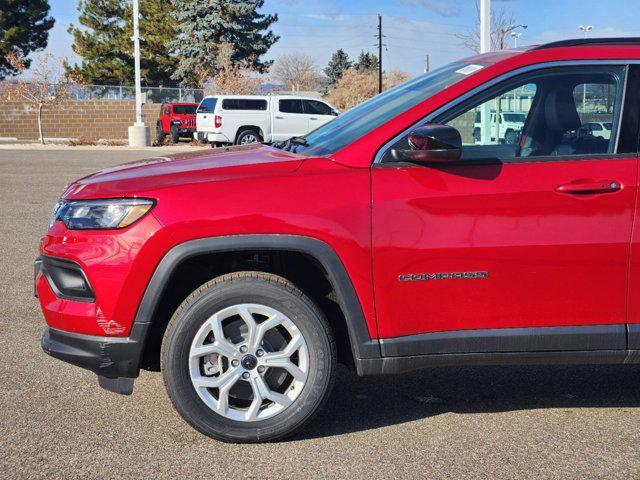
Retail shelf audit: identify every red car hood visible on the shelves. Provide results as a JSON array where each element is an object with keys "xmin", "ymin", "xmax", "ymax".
[{"xmin": 63, "ymin": 144, "xmax": 306, "ymax": 199}]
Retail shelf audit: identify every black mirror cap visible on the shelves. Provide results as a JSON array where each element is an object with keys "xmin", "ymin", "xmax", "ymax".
[{"xmin": 390, "ymin": 124, "xmax": 462, "ymax": 164}]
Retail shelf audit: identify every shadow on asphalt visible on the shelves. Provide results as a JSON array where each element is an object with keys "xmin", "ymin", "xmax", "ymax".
[{"xmin": 293, "ymin": 363, "xmax": 640, "ymax": 440}]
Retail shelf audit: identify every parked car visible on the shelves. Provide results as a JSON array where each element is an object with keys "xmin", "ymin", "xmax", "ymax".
[
  {"xmin": 473, "ymin": 111, "xmax": 526, "ymax": 144},
  {"xmin": 38, "ymin": 38, "xmax": 640, "ymax": 443},
  {"xmin": 195, "ymin": 95, "xmax": 339, "ymax": 145},
  {"xmin": 156, "ymin": 102, "xmax": 198, "ymax": 144},
  {"xmin": 579, "ymin": 121, "xmax": 612, "ymax": 140}
]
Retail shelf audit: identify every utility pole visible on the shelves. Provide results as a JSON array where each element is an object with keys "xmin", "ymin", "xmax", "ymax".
[
  {"xmin": 377, "ymin": 14, "xmax": 383, "ymax": 94},
  {"xmin": 128, "ymin": 0, "xmax": 150, "ymax": 146},
  {"xmin": 423, "ymin": 54, "xmax": 430, "ymax": 74}
]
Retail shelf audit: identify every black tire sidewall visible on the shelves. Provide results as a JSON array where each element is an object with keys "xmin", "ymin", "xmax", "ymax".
[
  {"xmin": 162, "ymin": 276, "xmax": 335, "ymax": 442},
  {"xmin": 170, "ymin": 125, "xmax": 180, "ymax": 143},
  {"xmin": 156, "ymin": 124, "xmax": 165, "ymax": 143}
]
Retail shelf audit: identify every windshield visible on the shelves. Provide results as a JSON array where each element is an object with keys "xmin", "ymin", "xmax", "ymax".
[
  {"xmin": 286, "ymin": 61, "xmax": 484, "ymax": 157},
  {"xmin": 173, "ymin": 105, "xmax": 197, "ymax": 115}
]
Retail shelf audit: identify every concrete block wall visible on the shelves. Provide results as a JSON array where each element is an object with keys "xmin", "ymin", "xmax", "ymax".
[{"xmin": 0, "ymin": 100, "xmax": 162, "ymax": 141}]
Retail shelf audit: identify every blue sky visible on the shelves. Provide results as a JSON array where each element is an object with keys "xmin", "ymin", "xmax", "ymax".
[{"xmin": 43, "ymin": 0, "xmax": 640, "ymax": 81}]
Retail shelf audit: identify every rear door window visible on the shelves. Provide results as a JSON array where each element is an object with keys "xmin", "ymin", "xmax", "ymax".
[
  {"xmin": 221, "ymin": 99, "xmax": 268, "ymax": 111},
  {"xmin": 279, "ymin": 99, "xmax": 304, "ymax": 114}
]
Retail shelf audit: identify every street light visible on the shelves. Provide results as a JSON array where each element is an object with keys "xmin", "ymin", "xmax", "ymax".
[
  {"xmin": 511, "ymin": 32, "xmax": 522, "ymax": 48},
  {"xmin": 578, "ymin": 25, "xmax": 593, "ymax": 113},
  {"xmin": 579, "ymin": 25, "xmax": 593, "ymax": 38}
]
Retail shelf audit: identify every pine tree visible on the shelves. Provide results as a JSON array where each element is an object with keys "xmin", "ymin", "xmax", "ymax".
[
  {"xmin": 324, "ymin": 49, "xmax": 351, "ymax": 89},
  {"xmin": 0, "ymin": 0, "xmax": 54, "ymax": 79},
  {"xmin": 171, "ymin": 0, "xmax": 279, "ymax": 86},
  {"xmin": 66, "ymin": 0, "xmax": 177, "ymax": 86},
  {"xmin": 354, "ymin": 51, "xmax": 378, "ymax": 72}
]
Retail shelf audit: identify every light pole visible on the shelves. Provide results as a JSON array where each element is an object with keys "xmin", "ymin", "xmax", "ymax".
[
  {"xmin": 479, "ymin": 0, "xmax": 491, "ymax": 144},
  {"xmin": 579, "ymin": 25, "xmax": 593, "ymax": 112},
  {"xmin": 579, "ymin": 24, "xmax": 593, "ymax": 38},
  {"xmin": 511, "ymin": 32, "xmax": 522, "ymax": 48},
  {"xmin": 128, "ymin": 0, "xmax": 150, "ymax": 146}
]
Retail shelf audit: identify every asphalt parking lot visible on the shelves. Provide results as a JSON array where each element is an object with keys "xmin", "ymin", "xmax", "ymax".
[{"xmin": 3, "ymin": 147, "xmax": 640, "ymax": 479}]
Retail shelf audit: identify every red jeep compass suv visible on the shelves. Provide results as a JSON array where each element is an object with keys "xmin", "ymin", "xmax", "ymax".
[{"xmin": 37, "ymin": 39, "xmax": 640, "ymax": 443}]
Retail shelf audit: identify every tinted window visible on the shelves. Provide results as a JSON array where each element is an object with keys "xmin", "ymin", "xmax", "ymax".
[
  {"xmin": 304, "ymin": 100, "xmax": 332, "ymax": 115},
  {"xmin": 173, "ymin": 105, "xmax": 197, "ymax": 115},
  {"xmin": 279, "ymin": 99, "xmax": 304, "ymax": 114},
  {"xmin": 197, "ymin": 97, "xmax": 218, "ymax": 113},
  {"xmin": 222, "ymin": 99, "xmax": 267, "ymax": 110}
]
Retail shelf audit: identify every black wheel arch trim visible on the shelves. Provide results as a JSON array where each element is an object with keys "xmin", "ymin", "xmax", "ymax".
[{"xmin": 132, "ymin": 234, "xmax": 381, "ymax": 370}]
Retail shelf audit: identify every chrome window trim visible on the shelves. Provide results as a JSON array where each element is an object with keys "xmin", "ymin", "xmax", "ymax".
[{"xmin": 372, "ymin": 59, "xmax": 637, "ymax": 165}]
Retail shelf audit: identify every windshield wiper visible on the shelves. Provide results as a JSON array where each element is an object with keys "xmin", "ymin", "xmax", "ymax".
[{"xmin": 289, "ymin": 136, "xmax": 307, "ymax": 146}]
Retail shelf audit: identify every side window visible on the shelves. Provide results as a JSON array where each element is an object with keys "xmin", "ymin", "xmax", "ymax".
[
  {"xmin": 221, "ymin": 99, "xmax": 267, "ymax": 110},
  {"xmin": 279, "ymin": 99, "xmax": 304, "ymax": 114},
  {"xmin": 448, "ymin": 84, "xmax": 536, "ymax": 148},
  {"xmin": 163, "ymin": 106, "xmax": 171, "ymax": 116},
  {"xmin": 381, "ymin": 65, "xmax": 626, "ymax": 163},
  {"xmin": 304, "ymin": 100, "xmax": 332, "ymax": 115}
]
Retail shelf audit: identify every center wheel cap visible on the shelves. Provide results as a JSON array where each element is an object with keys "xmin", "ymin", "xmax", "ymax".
[{"xmin": 241, "ymin": 354, "xmax": 258, "ymax": 370}]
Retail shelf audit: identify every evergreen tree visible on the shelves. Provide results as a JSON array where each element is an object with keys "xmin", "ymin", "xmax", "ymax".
[
  {"xmin": 66, "ymin": 0, "xmax": 177, "ymax": 86},
  {"xmin": 171, "ymin": 0, "xmax": 279, "ymax": 86},
  {"xmin": 0, "ymin": 0, "xmax": 54, "ymax": 79},
  {"xmin": 323, "ymin": 49, "xmax": 351, "ymax": 89},
  {"xmin": 354, "ymin": 51, "xmax": 378, "ymax": 72}
]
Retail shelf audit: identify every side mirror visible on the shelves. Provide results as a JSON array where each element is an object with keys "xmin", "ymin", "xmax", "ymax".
[
  {"xmin": 391, "ymin": 124, "xmax": 462, "ymax": 164},
  {"xmin": 332, "ymin": 109, "xmax": 340, "ymax": 116}
]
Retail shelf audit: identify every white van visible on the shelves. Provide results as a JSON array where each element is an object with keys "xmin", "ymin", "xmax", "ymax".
[{"xmin": 195, "ymin": 95, "xmax": 339, "ymax": 145}]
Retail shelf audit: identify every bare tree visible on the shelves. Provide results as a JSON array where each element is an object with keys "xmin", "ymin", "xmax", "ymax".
[
  {"xmin": 0, "ymin": 52, "xmax": 70, "ymax": 144},
  {"xmin": 203, "ymin": 43, "xmax": 262, "ymax": 95},
  {"xmin": 271, "ymin": 53, "xmax": 323, "ymax": 92},
  {"xmin": 456, "ymin": 1, "xmax": 523, "ymax": 52},
  {"xmin": 325, "ymin": 68, "xmax": 409, "ymax": 111}
]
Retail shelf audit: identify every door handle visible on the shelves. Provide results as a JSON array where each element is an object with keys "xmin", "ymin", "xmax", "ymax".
[
  {"xmin": 275, "ymin": 116, "xmax": 284, "ymax": 120},
  {"xmin": 555, "ymin": 179, "xmax": 622, "ymax": 195},
  {"xmin": 309, "ymin": 117, "xmax": 318, "ymax": 120}
]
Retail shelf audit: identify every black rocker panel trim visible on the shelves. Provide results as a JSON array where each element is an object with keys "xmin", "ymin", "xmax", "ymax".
[
  {"xmin": 356, "ymin": 349, "xmax": 640, "ymax": 376},
  {"xmin": 379, "ymin": 324, "xmax": 627, "ymax": 357},
  {"xmin": 628, "ymin": 324, "xmax": 640, "ymax": 349},
  {"xmin": 132, "ymin": 234, "xmax": 380, "ymax": 362}
]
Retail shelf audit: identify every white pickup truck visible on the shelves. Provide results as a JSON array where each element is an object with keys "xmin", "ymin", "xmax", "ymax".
[{"xmin": 196, "ymin": 95, "xmax": 339, "ymax": 145}]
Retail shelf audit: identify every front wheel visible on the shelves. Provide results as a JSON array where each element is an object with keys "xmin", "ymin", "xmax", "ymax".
[
  {"xmin": 161, "ymin": 272, "xmax": 336, "ymax": 443},
  {"xmin": 170, "ymin": 125, "xmax": 180, "ymax": 143},
  {"xmin": 156, "ymin": 124, "xmax": 166, "ymax": 144}
]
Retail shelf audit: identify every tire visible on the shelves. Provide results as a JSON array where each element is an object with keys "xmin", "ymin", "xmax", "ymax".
[
  {"xmin": 170, "ymin": 125, "xmax": 180, "ymax": 144},
  {"xmin": 504, "ymin": 129, "xmax": 517, "ymax": 145},
  {"xmin": 472, "ymin": 127, "xmax": 481, "ymax": 142},
  {"xmin": 236, "ymin": 129, "xmax": 262, "ymax": 145},
  {"xmin": 161, "ymin": 272, "xmax": 336, "ymax": 443},
  {"xmin": 156, "ymin": 124, "xmax": 166, "ymax": 144}
]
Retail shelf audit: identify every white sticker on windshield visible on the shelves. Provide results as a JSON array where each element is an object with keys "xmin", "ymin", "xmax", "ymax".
[{"xmin": 456, "ymin": 64, "xmax": 484, "ymax": 75}]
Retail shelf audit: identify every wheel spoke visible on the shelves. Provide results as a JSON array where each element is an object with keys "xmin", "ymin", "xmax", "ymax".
[
  {"xmin": 246, "ymin": 376, "xmax": 265, "ymax": 421},
  {"xmin": 262, "ymin": 334, "xmax": 303, "ymax": 361},
  {"xmin": 191, "ymin": 342, "xmax": 235, "ymax": 359},
  {"xmin": 250, "ymin": 311, "xmax": 286, "ymax": 351},
  {"xmin": 237, "ymin": 305, "xmax": 259, "ymax": 348},
  {"xmin": 192, "ymin": 368, "xmax": 241, "ymax": 390},
  {"xmin": 206, "ymin": 314, "xmax": 237, "ymax": 353},
  {"xmin": 262, "ymin": 357, "xmax": 307, "ymax": 382},
  {"xmin": 216, "ymin": 370, "xmax": 242, "ymax": 415},
  {"xmin": 252, "ymin": 373, "xmax": 292, "ymax": 409}
]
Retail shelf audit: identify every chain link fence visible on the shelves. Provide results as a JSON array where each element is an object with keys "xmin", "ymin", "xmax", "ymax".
[{"xmin": 65, "ymin": 84, "xmax": 205, "ymax": 103}]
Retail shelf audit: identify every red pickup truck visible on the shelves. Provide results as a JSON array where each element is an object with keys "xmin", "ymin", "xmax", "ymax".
[
  {"xmin": 37, "ymin": 38, "xmax": 640, "ymax": 443},
  {"xmin": 156, "ymin": 102, "xmax": 198, "ymax": 144}
]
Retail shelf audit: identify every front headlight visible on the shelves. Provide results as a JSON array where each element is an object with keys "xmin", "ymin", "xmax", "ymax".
[{"xmin": 51, "ymin": 198, "xmax": 155, "ymax": 230}]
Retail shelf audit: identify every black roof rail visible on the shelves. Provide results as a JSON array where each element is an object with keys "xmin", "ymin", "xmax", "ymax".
[{"xmin": 532, "ymin": 37, "xmax": 640, "ymax": 50}]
